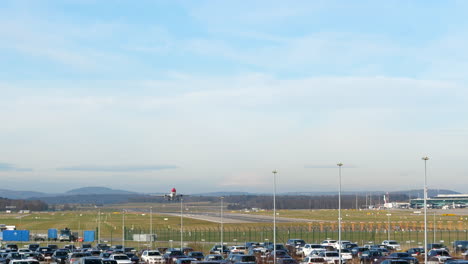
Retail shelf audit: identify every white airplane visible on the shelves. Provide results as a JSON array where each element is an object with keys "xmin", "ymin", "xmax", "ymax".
[{"xmin": 156, "ymin": 188, "xmax": 185, "ymax": 201}]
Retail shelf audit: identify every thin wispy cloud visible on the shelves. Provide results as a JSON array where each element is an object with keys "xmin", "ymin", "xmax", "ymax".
[
  {"xmin": 57, "ymin": 165, "xmax": 178, "ymax": 172},
  {"xmin": 304, "ymin": 165, "xmax": 357, "ymax": 169},
  {"xmin": 0, "ymin": 162, "xmax": 32, "ymax": 172}
]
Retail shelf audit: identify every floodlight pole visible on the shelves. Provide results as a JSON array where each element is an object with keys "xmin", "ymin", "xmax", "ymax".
[
  {"xmin": 272, "ymin": 170, "xmax": 278, "ymax": 264},
  {"xmin": 150, "ymin": 206, "xmax": 153, "ymax": 249},
  {"xmin": 122, "ymin": 209, "xmax": 125, "ymax": 248},
  {"xmin": 98, "ymin": 209, "xmax": 101, "ymax": 243},
  {"xmin": 422, "ymin": 156, "xmax": 429, "ymax": 264},
  {"xmin": 386, "ymin": 213, "xmax": 392, "ymax": 240},
  {"xmin": 220, "ymin": 196, "xmax": 224, "ymax": 249},
  {"xmin": 337, "ymin": 163, "xmax": 343, "ymax": 264},
  {"xmin": 180, "ymin": 198, "xmax": 184, "ymax": 248}
]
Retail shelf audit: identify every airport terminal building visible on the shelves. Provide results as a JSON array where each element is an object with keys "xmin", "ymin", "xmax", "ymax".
[{"xmin": 410, "ymin": 194, "xmax": 468, "ymax": 209}]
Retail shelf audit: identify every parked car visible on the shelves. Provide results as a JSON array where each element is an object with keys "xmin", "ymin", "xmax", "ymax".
[
  {"xmin": 381, "ymin": 241, "xmax": 401, "ymax": 251},
  {"xmin": 335, "ymin": 241, "xmax": 352, "ymax": 250},
  {"xmin": 52, "ymin": 250, "xmax": 69, "ymax": 264},
  {"xmin": 352, "ymin": 247, "xmax": 370, "ymax": 258},
  {"xmin": 265, "ymin": 250, "xmax": 292, "ymax": 264},
  {"xmin": 320, "ymin": 241, "xmax": 337, "ymax": 248},
  {"xmin": 204, "ymin": 254, "xmax": 225, "ymax": 262},
  {"xmin": 445, "ymin": 260, "xmax": 468, "ymax": 264},
  {"xmin": 406, "ymin": 248, "xmax": 424, "ymax": 257},
  {"xmin": 210, "ymin": 246, "xmax": 230, "ymax": 255},
  {"xmin": 10, "ymin": 260, "xmax": 40, "ymax": 264},
  {"xmin": 339, "ymin": 249, "xmax": 353, "ymax": 261},
  {"xmin": 141, "ymin": 250, "xmax": 165, "ymax": 263},
  {"xmin": 360, "ymin": 250, "xmax": 385, "ymax": 264},
  {"xmin": 27, "ymin": 245, "xmax": 39, "ymax": 253},
  {"xmin": 102, "ymin": 260, "xmax": 118, "ymax": 264},
  {"xmin": 286, "ymin": 239, "xmax": 306, "ymax": 254},
  {"xmin": 20, "ymin": 252, "xmax": 44, "ymax": 262},
  {"xmin": 36, "ymin": 247, "xmax": 53, "ymax": 260},
  {"xmin": 301, "ymin": 256, "xmax": 327, "ymax": 264},
  {"xmin": 77, "ymin": 257, "xmax": 103, "ymax": 264},
  {"xmin": 227, "ymin": 254, "xmax": 256, "ymax": 264},
  {"xmin": 175, "ymin": 258, "xmax": 197, "ymax": 264},
  {"xmin": 126, "ymin": 253, "xmax": 139, "ymax": 264},
  {"xmin": 454, "ymin": 241, "xmax": 468, "ymax": 253},
  {"xmin": 277, "ymin": 259, "xmax": 298, "ymax": 264},
  {"xmin": 6, "ymin": 253, "xmax": 22, "ymax": 264},
  {"xmin": 302, "ymin": 245, "xmax": 324, "ymax": 257},
  {"xmin": 109, "ymin": 254, "xmax": 133, "ymax": 264},
  {"xmin": 68, "ymin": 253, "xmax": 92, "ymax": 264},
  {"xmin": 229, "ymin": 246, "xmax": 247, "ymax": 254},
  {"xmin": 387, "ymin": 253, "xmax": 419, "ymax": 264},
  {"xmin": 5, "ymin": 245, "xmax": 18, "ymax": 252},
  {"xmin": 187, "ymin": 252, "xmax": 205, "ymax": 261},
  {"xmin": 427, "ymin": 244, "xmax": 448, "ymax": 251},
  {"xmin": 163, "ymin": 250, "xmax": 187, "ymax": 264},
  {"xmin": 379, "ymin": 260, "xmax": 409, "ymax": 264},
  {"xmin": 317, "ymin": 251, "xmax": 340, "ymax": 264},
  {"xmin": 427, "ymin": 249, "xmax": 452, "ymax": 263}
]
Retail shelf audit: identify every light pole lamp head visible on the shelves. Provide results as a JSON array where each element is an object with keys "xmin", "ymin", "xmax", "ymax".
[
  {"xmin": 272, "ymin": 170, "xmax": 278, "ymax": 174},
  {"xmin": 422, "ymin": 156, "xmax": 429, "ymax": 161},
  {"xmin": 337, "ymin": 163, "xmax": 343, "ymax": 167}
]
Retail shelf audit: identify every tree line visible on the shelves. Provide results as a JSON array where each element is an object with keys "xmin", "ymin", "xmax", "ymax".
[{"xmin": 0, "ymin": 197, "xmax": 48, "ymax": 211}]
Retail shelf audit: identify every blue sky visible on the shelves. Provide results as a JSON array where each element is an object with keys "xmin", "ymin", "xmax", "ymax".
[{"xmin": 1, "ymin": 0, "xmax": 468, "ymax": 193}]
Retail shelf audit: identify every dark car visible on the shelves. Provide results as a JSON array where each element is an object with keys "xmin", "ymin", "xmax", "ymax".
[
  {"xmin": 353, "ymin": 247, "xmax": 370, "ymax": 257},
  {"xmin": 98, "ymin": 244, "xmax": 111, "ymax": 251},
  {"xmin": 163, "ymin": 250, "xmax": 187, "ymax": 264},
  {"xmin": 360, "ymin": 250, "xmax": 385, "ymax": 264},
  {"xmin": 36, "ymin": 247, "xmax": 54, "ymax": 259},
  {"xmin": 88, "ymin": 250, "xmax": 101, "ymax": 257},
  {"xmin": 264, "ymin": 244, "xmax": 288, "ymax": 254},
  {"xmin": 210, "ymin": 246, "xmax": 230, "ymax": 255},
  {"xmin": 405, "ymin": 248, "xmax": 424, "ymax": 257},
  {"xmin": 21, "ymin": 252, "xmax": 44, "ymax": 262},
  {"xmin": 286, "ymin": 239, "xmax": 306, "ymax": 254},
  {"xmin": 265, "ymin": 250, "xmax": 291, "ymax": 264},
  {"xmin": 228, "ymin": 255, "xmax": 256, "ymax": 264},
  {"xmin": 277, "ymin": 259, "xmax": 298, "ymax": 264},
  {"xmin": 379, "ymin": 260, "xmax": 409, "ymax": 264},
  {"xmin": 102, "ymin": 260, "xmax": 118, "ymax": 264},
  {"xmin": 78, "ymin": 257, "xmax": 103, "ymax": 264},
  {"xmin": 6, "ymin": 253, "xmax": 22, "ymax": 264},
  {"xmin": 188, "ymin": 252, "xmax": 205, "ymax": 261},
  {"xmin": 100, "ymin": 253, "xmax": 112, "ymax": 259},
  {"xmin": 67, "ymin": 253, "xmax": 92, "ymax": 264},
  {"xmin": 126, "ymin": 253, "xmax": 139, "ymax": 264},
  {"xmin": 345, "ymin": 243, "xmax": 359, "ymax": 250},
  {"xmin": 454, "ymin": 241, "xmax": 468, "ymax": 253},
  {"xmin": 204, "ymin": 255, "xmax": 224, "ymax": 262},
  {"xmin": 5, "ymin": 245, "xmax": 18, "ymax": 252},
  {"xmin": 48, "ymin": 245, "xmax": 59, "ymax": 251},
  {"xmin": 27, "ymin": 245, "xmax": 40, "ymax": 252},
  {"xmin": 52, "ymin": 250, "xmax": 69, "ymax": 264},
  {"xmin": 82, "ymin": 245, "xmax": 92, "ymax": 250},
  {"xmin": 428, "ymin": 244, "xmax": 448, "ymax": 251},
  {"xmin": 387, "ymin": 253, "xmax": 418, "ymax": 264},
  {"xmin": 446, "ymin": 260, "xmax": 468, "ymax": 264}
]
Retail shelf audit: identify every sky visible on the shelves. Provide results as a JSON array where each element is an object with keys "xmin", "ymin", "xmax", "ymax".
[{"xmin": 1, "ymin": 0, "xmax": 468, "ymax": 194}]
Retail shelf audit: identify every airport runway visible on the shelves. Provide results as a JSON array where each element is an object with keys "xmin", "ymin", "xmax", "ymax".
[{"xmin": 158, "ymin": 211, "xmax": 314, "ymax": 223}]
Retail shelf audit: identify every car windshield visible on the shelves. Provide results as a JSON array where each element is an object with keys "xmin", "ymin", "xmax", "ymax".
[
  {"xmin": 55, "ymin": 252, "xmax": 68, "ymax": 256},
  {"xmin": 191, "ymin": 253, "xmax": 203, "ymax": 257},
  {"xmin": 114, "ymin": 256, "xmax": 129, "ymax": 260},
  {"xmin": 325, "ymin": 253, "xmax": 338, "ymax": 257},
  {"xmin": 388, "ymin": 242, "xmax": 398, "ymax": 245},
  {"xmin": 148, "ymin": 252, "xmax": 161, "ymax": 256}
]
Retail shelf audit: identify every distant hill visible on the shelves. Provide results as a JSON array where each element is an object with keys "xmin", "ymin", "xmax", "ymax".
[
  {"xmin": 65, "ymin": 186, "xmax": 137, "ymax": 195},
  {"xmin": 0, "ymin": 189, "xmax": 50, "ymax": 199}
]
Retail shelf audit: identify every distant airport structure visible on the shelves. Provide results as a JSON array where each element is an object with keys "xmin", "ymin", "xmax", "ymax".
[{"xmin": 410, "ymin": 194, "xmax": 468, "ymax": 209}]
